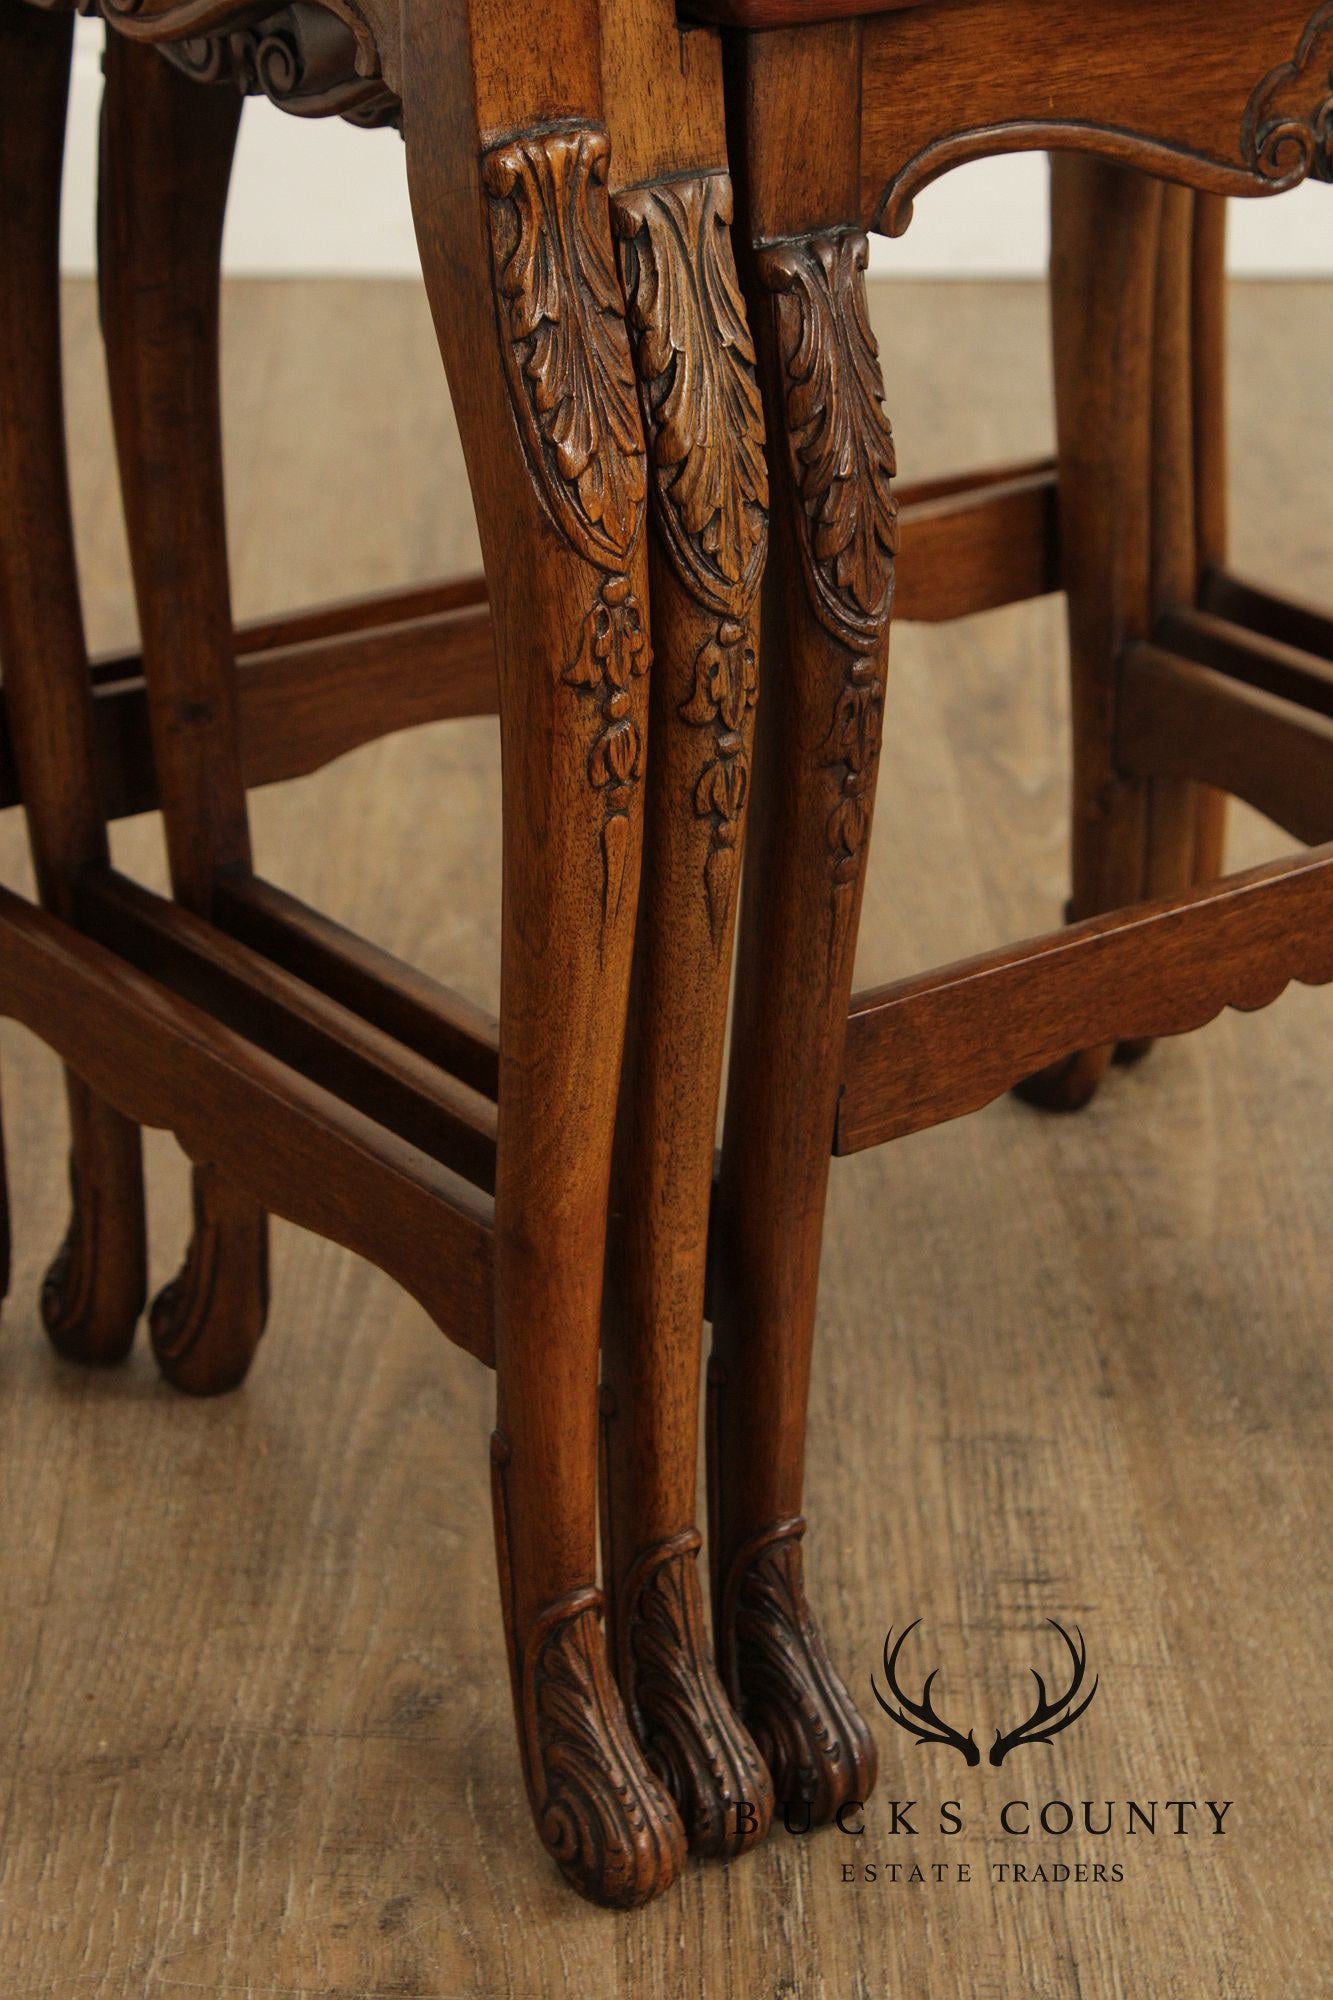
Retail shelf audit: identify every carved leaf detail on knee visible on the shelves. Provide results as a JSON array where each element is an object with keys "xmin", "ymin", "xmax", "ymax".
[
  {"xmin": 758, "ymin": 230, "xmax": 897, "ymax": 652},
  {"xmin": 760, "ymin": 231, "xmax": 896, "ymax": 946},
  {"xmin": 612, "ymin": 175, "xmax": 768, "ymax": 613},
  {"xmin": 613, "ymin": 173, "xmax": 769, "ymax": 938},
  {"xmin": 485, "ymin": 127, "xmax": 651, "ymax": 930},
  {"xmin": 485, "ymin": 127, "xmax": 646, "ymax": 570}
]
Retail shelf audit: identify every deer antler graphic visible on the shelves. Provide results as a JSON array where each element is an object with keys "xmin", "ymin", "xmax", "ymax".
[
  {"xmin": 988, "ymin": 1620, "xmax": 1099, "ymax": 1766},
  {"xmin": 872, "ymin": 1623, "xmax": 980, "ymax": 1766}
]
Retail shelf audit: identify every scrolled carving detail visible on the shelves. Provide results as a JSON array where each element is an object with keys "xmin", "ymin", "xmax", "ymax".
[
  {"xmin": 151, "ymin": 2, "xmax": 400, "ymax": 127},
  {"xmin": 618, "ymin": 1530, "xmax": 772, "ymax": 1859},
  {"xmin": 758, "ymin": 230, "xmax": 898, "ymax": 653},
  {"xmin": 718, "ymin": 1516, "xmax": 878, "ymax": 1825},
  {"xmin": 491, "ymin": 1434, "xmax": 684, "ymax": 1907},
  {"xmin": 1242, "ymin": 3, "xmax": 1333, "ymax": 185}
]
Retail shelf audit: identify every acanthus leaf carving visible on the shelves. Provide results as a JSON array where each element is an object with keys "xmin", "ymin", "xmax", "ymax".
[
  {"xmin": 613, "ymin": 173, "xmax": 768, "ymax": 939},
  {"xmin": 618, "ymin": 1529, "xmax": 772, "ymax": 1859},
  {"xmin": 485, "ymin": 127, "xmax": 646, "ymax": 573},
  {"xmin": 485, "ymin": 127, "xmax": 651, "ymax": 934},
  {"xmin": 1242, "ymin": 2, "xmax": 1333, "ymax": 186},
  {"xmin": 491, "ymin": 1433, "xmax": 684, "ymax": 1907},
  {"xmin": 759, "ymin": 230, "xmax": 894, "ymax": 944},
  {"xmin": 758, "ymin": 229, "xmax": 898, "ymax": 653},
  {"xmin": 717, "ymin": 1515, "xmax": 878, "ymax": 1825},
  {"xmin": 612, "ymin": 175, "xmax": 768, "ymax": 616}
]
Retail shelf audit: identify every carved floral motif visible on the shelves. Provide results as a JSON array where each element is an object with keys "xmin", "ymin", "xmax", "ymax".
[
  {"xmin": 486, "ymin": 128, "xmax": 651, "ymax": 932},
  {"xmin": 1242, "ymin": 3, "xmax": 1333, "ymax": 185},
  {"xmin": 613, "ymin": 174, "xmax": 768, "ymax": 938},
  {"xmin": 819, "ymin": 650, "xmax": 883, "ymax": 901},
  {"xmin": 678, "ymin": 617, "xmax": 758, "ymax": 945}
]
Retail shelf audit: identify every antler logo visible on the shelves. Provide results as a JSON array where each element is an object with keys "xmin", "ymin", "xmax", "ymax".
[{"xmin": 872, "ymin": 1619, "xmax": 1099, "ymax": 1767}]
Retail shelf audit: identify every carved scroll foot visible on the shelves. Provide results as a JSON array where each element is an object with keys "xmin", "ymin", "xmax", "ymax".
[
  {"xmin": 618, "ymin": 1531, "xmax": 773, "ymax": 1860},
  {"xmin": 493, "ymin": 1434, "xmax": 685, "ymax": 1905},
  {"xmin": 42, "ymin": 1090, "xmax": 146, "ymax": 1367},
  {"xmin": 150, "ymin": 1165, "xmax": 268, "ymax": 1396},
  {"xmin": 517, "ymin": 1587, "xmax": 688, "ymax": 1906},
  {"xmin": 718, "ymin": 1519, "xmax": 877, "ymax": 1825}
]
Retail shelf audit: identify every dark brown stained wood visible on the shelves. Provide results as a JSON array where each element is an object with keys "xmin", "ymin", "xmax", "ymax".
[
  {"xmin": 0, "ymin": 0, "xmax": 147, "ymax": 1362},
  {"xmin": 685, "ymin": 1, "xmax": 925, "ymax": 24},
  {"xmin": 710, "ymin": 27, "xmax": 886, "ymax": 1819},
  {"xmin": 838, "ymin": 845, "xmax": 1333, "ymax": 1154},
  {"xmin": 95, "ymin": 571, "xmax": 489, "ymax": 673},
  {"xmin": 1, "ymin": 594, "xmax": 499, "ymax": 821},
  {"xmin": 1117, "ymin": 646, "xmax": 1333, "ymax": 850},
  {"xmin": 860, "ymin": 0, "xmax": 1329, "ymax": 234},
  {"xmin": 214, "ymin": 875, "xmax": 499, "ymax": 1100},
  {"xmin": 0, "ymin": 452, "xmax": 1061, "ymax": 819},
  {"xmin": 0, "ymin": 883, "xmax": 495, "ymax": 1364},
  {"xmin": 76, "ymin": 870, "xmax": 498, "ymax": 1192},
  {"xmin": 1156, "ymin": 606, "xmax": 1333, "ymax": 718},
  {"xmin": 1201, "ymin": 569, "xmax": 1333, "ymax": 665},
  {"xmin": 895, "ymin": 460, "xmax": 1059, "ymax": 622},
  {"xmin": 1184, "ymin": 189, "xmax": 1229, "ymax": 886},
  {"xmin": 99, "ymin": 33, "xmax": 269, "ymax": 1393},
  {"xmin": 397, "ymin": 0, "xmax": 688, "ymax": 1905},
  {"xmin": 1015, "ymin": 157, "xmax": 1161, "ymax": 1109},
  {"xmin": 236, "ymin": 602, "xmax": 497, "ymax": 788},
  {"xmin": 1131, "ymin": 182, "xmax": 1204, "ymax": 923}
]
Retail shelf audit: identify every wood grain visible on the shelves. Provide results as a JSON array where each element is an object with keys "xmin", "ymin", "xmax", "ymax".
[{"xmin": 0, "ymin": 272, "xmax": 1328, "ymax": 1991}]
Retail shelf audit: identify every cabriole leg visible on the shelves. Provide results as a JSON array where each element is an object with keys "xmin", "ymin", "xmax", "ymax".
[
  {"xmin": 709, "ymin": 229, "xmax": 890, "ymax": 1824},
  {"xmin": 0, "ymin": 3, "xmax": 147, "ymax": 1362},
  {"xmin": 98, "ymin": 36, "xmax": 267, "ymax": 1393},
  {"xmin": 1018, "ymin": 159, "xmax": 1164, "ymax": 1110},
  {"xmin": 599, "ymin": 170, "xmax": 773, "ymax": 1859},
  {"xmin": 404, "ymin": 20, "xmax": 684, "ymax": 1903}
]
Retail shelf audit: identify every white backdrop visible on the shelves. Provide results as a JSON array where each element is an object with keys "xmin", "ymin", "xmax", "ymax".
[{"xmin": 61, "ymin": 20, "xmax": 1333, "ymax": 278}]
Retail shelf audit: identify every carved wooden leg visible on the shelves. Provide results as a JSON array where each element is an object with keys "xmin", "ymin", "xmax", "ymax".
[
  {"xmin": 709, "ymin": 232, "xmax": 891, "ymax": 1823},
  {"xmin": 0, "ymin": 3, "xmax": 147, "ymax": 1363},
  {"xmin": 405, "ymin": 59, "xmax": 684, "ymax": 1903},
  {"xmin": 98, "ymin": 38, "xmax": 267, "ymax": 1393},
  {"xmin": 1017, "ymin": 159, "xmax": 1164, "ymax": 1111},
  {"xmin": 1189, "ymin": 191, "xmax": 1230, "ymax": 886},
  {"xmin": 598, "ymin": 173, "xmax": 772, "ymax": 1859},
  {"xmin": 1116, "ymin": 187, "xmax": 1232, "ymax": 1072}
]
